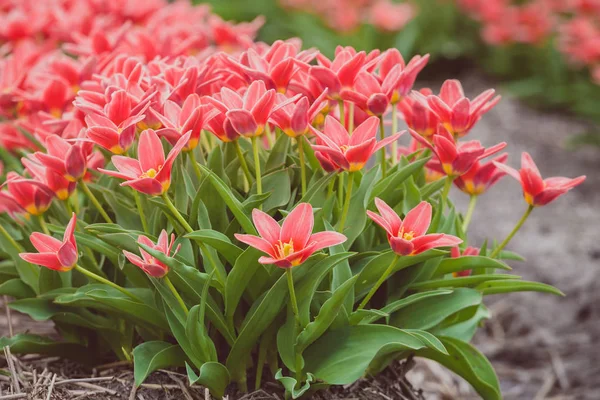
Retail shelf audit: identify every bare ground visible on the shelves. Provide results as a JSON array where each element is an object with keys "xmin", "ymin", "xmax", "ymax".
[{"xmin": 0, "ymin": 70, "xmax": 598, "ymax": 399}]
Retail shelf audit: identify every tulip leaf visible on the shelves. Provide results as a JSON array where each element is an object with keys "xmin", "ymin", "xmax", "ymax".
[
  {"xmin": 299, "ymin": 173, "xmax": 336, "ymax": 205},
  {"xmin": 224, "ymin": 247, "xmax": 264, "ymax": 327},
  {"xmin": 198, "ymin": 164, "xmax": 257, "ymax": 235},
  {"xmin": 0, "ymin": 334, "xmax": 95, "ymax": 365},
  {"xmin": 133, "ymin": 341, "xmax": 186, "ymax": 386},
  {"xmin": 260, "ymin": 169, "xmax": 292, "ymax": 211},
  {"xmin": 390, "ymin": 288, "xmax": 482, "ymax": 330},
  {"xmin": 433, "ymin": 256, "xmax": 511, "ymax": 277},
  {"xmin": 415, "ymin": 336, "xmax": 501, "ymax": 400},
  {"xmin": 303, "ymin": 324, "xmax": 447, "ymax": 384},
  {"xmin": 297, "ymin": 275, "xmax": 359, "ymax": 352},
  {"xmin": 186, "ymin": 291, "xmax": 217, "ymax": 362},
  {"xmin": 186, "ymin": 362, "xmax": 231, "ymax": 398},
  {"xmin": 186, "ymin": 230, "xmax": 243, "ymax": 265},
  {"xmin": 275, "ymin": 369, "xmax": 315, "ymax": 399},
  {"xmin": 433, "ymin": 304, "xmax": 491, "ymax": 342},
  {"xmin": 0, "ymin": 221, "xmax": 40, "ymax": 294},
  {"xmin": 343, "ymin": 167, "xmax": 380, "ymax": 246},
  {"xmin": 354, "ymin": 249, "xmax": 447, "ymax": 298},
  {"xmin": 371, "ymin": 157, "xmax": 429, "ymax": 202},
  {"xmin": 409, "ymin": 274, "xmax": 520, "ymax": 291},
  {"xmin": 0, "ymin": 279, "xmax": 36, "ymax": 299},
  {"xmin": 420, "ymin": 178, "xmax": 446, "ymax": 200},
  {"xmin": 476, "ymin": 280, "xmax": 564, "ymax": 296},
  {"xmin": 265, "ymin": 133, "xmax": 290, "ymax": 172}
]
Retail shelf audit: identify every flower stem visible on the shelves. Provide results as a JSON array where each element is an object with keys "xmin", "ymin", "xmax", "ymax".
[
  {"xmin": 489, "ymin": 205, "xmax": 534, "ymax": 259},
  {"xmin": 234, "ymin": 140, "xmax": 253, "ymax": 189},
  {"xmin": 296, "ymin": 136, "xmax": 307, "ymax": 197},
  {"xmin": 338, "ymin": 100, "xmax": 345, "ymax": 129},
  {"xmin": 338, "ymin": 172, "xmax": 354, "ymax": 233},
  {"xmin": 357, "ymin": 254, "xmax": 400, "ymax": 310},
  {"xmin": 440, "ymin": 175, "xmax": 453, "ymax": 213},
  {"xmin": 133, "ymin": 190, "xmax": 149, "ymax": 233},
  {"xmin": 188, "ymin": 148, "xmax": 203, "ymax": 183},
  {"xmin": 74, "ymin": 264, "xmax": 142, "ymax": 302},
  {"xmin": 348, "ymin": 103, "xmax": 354, "ymax": 134},
  {"xmin": 379, "ymin": 116, "xmax": 387, "ymax": 178},
  {"xmin": 0, "ymin": 223, "xmax": 24, "ymax": 252},
  {"xmin": 286, "ymin": 268, "xmax": 303, "ymax": 387},
  {"xmin": 251, "ymin": 136, "xmax": 262, "ymax": 200},
  {"xmin": 37, "ymin": 215, "xmax": 49, "ymax": 235},
  {"xmin": 164, "ymin": 275, "xmax": 188, "ymax": 316},
  {"xmin": 391, "ymin": 106, "xmax": 398, "ymax": 165},
  {"xmin": 337, "ymin": 173, "xmax": 344, "ymax": 208},
  {"xmin": 162, "ymin": 193, "xmax": 194, "ymax": 234},
  {"xmin": 462, "ymin": 195, "xmax": 478, "ymax": 232},
  {"xmin": 265, "ymin": 124, "xmax": 274, "ymax": 149},
  {"xmin": 79, "ymin": 180, "xmax": 113, "ymax": 223}
]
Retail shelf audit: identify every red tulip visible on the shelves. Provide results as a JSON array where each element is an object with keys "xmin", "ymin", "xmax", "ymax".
[
  {"xmin": 493, "ymin": 152, "xmax": 586, "ymax": 207},
  {"xmin": 269, "ymin": 92, "xmax": 328, "ymax": 137},
  {"xmin": 310, "ymin": 50, "xmax": 369, "ymax": 100},
  {"xmin": 310, "ymin": 116, "xmax": 403, "ymax": 172},
  {"xmin": 450, "ymin": 246, "xmax": 480, "ymax": 277},
  {"xmin": 453, "ymin": 153, "xmax": 508, "ymax": 196},
  {"xmin": 398, "ymin": 89, "xmax": 439, "ymax": 139},
  {"xmin": 378, "ymin": 50, "xmax": 429, "ymax": 104},
  {"xmin": 22, "ymin": 156, "xmax": 76, "ymax": 201},
  {"xmin": 20, "ymin": 213, "xmax": 78, "ymax": 271},
  {"xmin": 367, "ymin": 198, "xmax": 462, "ymax": 256},
  {"xmin": 35, "ymin": 135, "xmax": 88, "ymax": 182},
  {"xmin": 340, "ymin": 71, "xmax": 389, "ymax": 116},
  {"xmin": 99, "ymin": 129, "xmax": 190, "ymax": 196},
  {"xmin": 416, "ymin": 79, "xmax": 500, "ymax": 137},
  {"xmin": 0, "ymin": 172, "xmax": 54, "ymax": 216},
  {"xmin": 235, "ymin": 203, "xmax": 347, "ymax": 268},
  {"xmin": 410, "ymin": 127, "xmax": 506, "ymax": 177},
  {"xmin": 123, "ymin": 230, "xmax": 180, "ymax": 278}
]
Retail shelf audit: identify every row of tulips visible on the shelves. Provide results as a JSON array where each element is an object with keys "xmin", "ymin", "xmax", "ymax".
[{"xmin": 0, "ymin": 1, "xmax": 586, "ymax": 398}]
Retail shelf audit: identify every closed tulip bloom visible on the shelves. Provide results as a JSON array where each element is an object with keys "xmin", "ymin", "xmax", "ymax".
[
  {"xmin": 35, "ymin": 136, "xmax": 87, "ymax": 182},
  {"xmin": 269, "ymin": 91, "xmax": 328, "ymax": 137},
  {"xmin": 0, "ymin": 172, "xmax": 54, "ymax": 216},
  {"xmin": 310, "ymin": 50, "xmax": 368, "ymax": 100},
  {"xmin": 450, "ymin": 246, "xmax": 480, "ymax": 277},
  {"xmin": 22, "ymin": 156, "xmax": 76, "ymax": 201},
  {"xmin": 123, "ymin": 230, "xmax": 180, "ymax": 278},
  {"xmin": 310, "ymin": 115, "xmax": 403, "ymax": 172},
  {"xmin": 398, "ymin": 89, "xmax": 439, "ymax": 139},
  {"xmin": 368, "ymin": 198, "xmax": 462, "ymax": 256},
  {"xmin": 20, "ymin": 213, "xmax": 78, "ymax": 271},
  {"xmin": 410, "ymin": 127, "xmax": 506, "ymax": 177},
  {"xmin": 99, "ymin": 129, "xmax": 191, "ymax": 196},
  {"xmin": 341, "ymin": 71, "xmax": 389, "ymax": 116},
  {"xmin": 378, "ymin": 50, "xmax": 429, "ymax": 104},
  {"xmin": 493, "ymin": 152, "xmax": 586, "ymax": 207},
  {"xmin": 454, "ymin": 153, "xmax": 508, "ymax": 196},
  {"xmin": 235, "ymin": 203, "xmax": 347, "ymax": 268}
]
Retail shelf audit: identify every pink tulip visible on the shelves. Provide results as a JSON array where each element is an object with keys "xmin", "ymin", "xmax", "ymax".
[
  {"xmin": 35, "ymin": 136, "xmax": 88, "ymax": 182},
  {"xmin": 310, "ymin": 115, "xmax": 403, "ymax": 172},
  {"xmin": 378, "ymin": 49, "xmax": 429, "ymax": 104},
  {"xmin": 453, "ymin": 153, "xmax": 508, "ymax": 196},
  {"xmin": 368, "ymin": 198, "xmax": 462, "ymax": 256},
  {"xmin": 450, "ymin": 246, "xmax": 480, "ymax": 277},
  {"xmin": 0, "ymin": 172, "xmax": 54, "ymax": 216},
  {"xmin": 99, "ymin": 129, "xmax": 190, "ymax": 196},
  {"xmin": 123, "ymin": 230, "xmax": 180, "ymax": 278},
  {"xmin": 493, "ymin": 152, "xmax": 586, "ymax": 207},
  {"xmin": 235, "ymin": 203, "xmax": 347, "ymax": 268},
  {"xmin": 20, "ymin": 213, "xmax": 78, "ymax": 271}
]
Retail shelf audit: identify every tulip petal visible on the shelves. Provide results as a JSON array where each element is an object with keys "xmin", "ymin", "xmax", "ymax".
[
  {"xmin": 138, "ymin": 129, "xmax": 165, "ymax": 172},
  {"xmin": 412, "ymin": 234, "xmax": 462, "ymax": 254},
  {"xmin": 374, "ymin": 197, "xmax": 402, "ymax": 234},
  {"xmin": 20, "ymin": 252, "xmax": 63, "ymax": 270},
  {"xmin": 280, "ymin": 203, "xmax": 314, "ymax": 248},
  {"xmin": 307, "ymin": 231, "xmax": 347, "ymax": 252},
  {"xmin": 401, "ymin": 201, "xmax": 432, "ymax": 236},
  {"xmin": 252, "ymin": 208, "xmax": 281, "ymax": 244},
  {"xmin": 349, "ymin": 116, "xmax": 379, "ymax": 146},
  {"xmin": 30, "ymin": 232, "xmax": 62, "ymax": 252},
  {"xmin": 234, "ymin": 234, "xmax": 276, "ymax": 257}
]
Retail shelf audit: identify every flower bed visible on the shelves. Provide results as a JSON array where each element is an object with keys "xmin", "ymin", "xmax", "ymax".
[{"xmin": 0, "ymin": 1, "xmax": 587, "ymax": 399}]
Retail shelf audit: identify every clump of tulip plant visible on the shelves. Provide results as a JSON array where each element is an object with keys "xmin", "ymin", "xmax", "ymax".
[{"xmin": 0, "ymin": 1, "xmax": 586, "ymax": 399}]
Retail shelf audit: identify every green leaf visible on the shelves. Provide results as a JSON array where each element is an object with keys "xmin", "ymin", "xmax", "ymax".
[
  {"xmin": 409, "ymin": 274, "xmax": 519, "ymax": 291},
  {"xmin": 265, "ymin": 133, "xmax": 290, "ymax": 172},
  {"xmin": 0, "ymin": 221, "xmax": 40, "ymax": 294},
  {"xmin": 224, "ymin": 247, "xmax": 263, "ymax": 326},
  {"xmin": 433, "ymin": 256, "xmax": 511, "ymax": 277},
  {"xmin": 133, "ymin": 341, "xmax": 186, "ymax": 386},
  {"xmin": 416, "ymin": 336, "xmax": 501, "ymax": 400},
  {"xmin": 343, "ymin": 168, "xmax": 380, "ymax": 246},
  {"xmin": 299, "ymin": 173, "xmax": 335, "ymax": 205},
  {"xmin": 0, "ymin": 279, "xmax": 36, "ymax": 299},
  {"xmin": 297, "ymin": 275, "xmax": 359, "ymax": 352},
  {"xmin": 186, "ymin": 279, "xmax": 217, "ymax": 363},
  {"xmin": 260, "ymin": 169, "xmax": 292, "ymax": 211},
  {"xmin": 198, "ymin": 164, "xmax": 256, "ymax": 235},
  {"xmin": 371, "ymin": 157, "xmax": 430, "ymax": 201},
  {"xmin": 303, "ymin": 324, "xmax": 446, "ymax": 384},
  {"xmin": 0, "ymin": 334, "xmax": 93, "ymax": 365},
  {"xmin": 185, "ymin": 229, "xmax": 242, "ymax": 265},
  {"xmin": 275, "ymin": 369, "xmax": 315, "ymax": 399},
  {"xmin": 433, "ymin": 304, "xmax": 490, "ymax": 342},
  {"xmin": 476, "ymin": 280, "xmax": 564, "ymax": 296},
  {"xmin": 390, "ymin": 288, "xmax": 482, "ymax": 330},
  {"xmin": 186, "ymin": 362, "xmax": 230, "ymax": 398}
]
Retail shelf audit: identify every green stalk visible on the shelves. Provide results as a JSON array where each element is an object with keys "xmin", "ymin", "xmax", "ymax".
[
  {"xmin": 337, "ymin": 173, "xmax": 344, "ymax": 208},
  {"xmin": 164, "ymin": 275, "xmax": 188, "ymax": 316},
  {"xmin": 64, "ymin": 199, "xmax": 73, "ymax": 215},
  {"xmin": 188, "ymin": 148, "xmax": 203, "ymax": 183},
  {"xmin": 286, "ymin": 268, "xmax": 303, "ymax": 387},
  {"xmin": 234, "ymin": 140, "xmax": 254, "ymax": 188},
  {"xmin": 133, "ymin": 190, "xmax": 149, "ymax": 233},
  {"xmin": 489, "ymin": 205, "xmax": 534, "ymax": 259},
  {"xmin": 296, "ymin": 136, "xmax": 307, "ymax": 197},
  {"xmin": 265, "ymin": 124, "xmax": 274, "ymax": 149},
  {"xmin": 440, "ymin": 175, "xmax": 453, "ymax": 213},
  {"xmin": 338, "ymin": 172, "xmax": 354, "ymax": 233},
  {"xmin": 379, "ymin": 116, "xmax": 387, "ymax": 178},
  {"xmin": 0, "ymin": 224, "xmax": 24, "ymax": 252},
  {"xmin": 79, "ymin": 180, "xmax": 113, "ymax": 223},
  {"xmin": 37, "ymin": 215, "xmax": 49, "ymax": 235},
  {"xmin": 461, "ymin": 195, "xmax": 478, "ymax": 232},
  {"xmin": 348, "ymin": 103, "xmax": 354, "ymax": 134},
  {"xmin": 338, "ymin": 100, "xmax": 345, "ymax": 129},
  {"xmin": 357, "ymin": 254, "xmax": 400, "ymax": 310},
  {"xmin": 161, "ymin": 193, "xmax": 194, "ymax": 234},
  {"xmin": 251, "ymin": 136, "xmax": 262, "ymax": 200},
  {"xmin": 74, "ymin": 265, "xmax": 142, "ymax": 302},
  {"xmin": 391, "ymin": 106, "xmax": 398, "ymax": 165}
]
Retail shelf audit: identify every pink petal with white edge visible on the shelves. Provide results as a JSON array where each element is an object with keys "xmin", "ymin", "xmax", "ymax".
[
  {"xmin": 234, "ymin": 234, "xmax": 276, "ymax": 257},
  {"xmin": 138, "ymin": 130, "xmax": 165, "ymax": 172},
  {"xmin": 30, "ymin": 232, "xmax": 62, "ymax": 252},
  {"xmin": 252, "ymin": 209, "xmax": 281, "ymax": 244},
  {"xmin": 280, "ymin": 203, "xmax": 314, "ymax": 248},
  {"xmin": 349, "ymin": 116, "xmax": 379, "ymax": 146},
  {"xmin": 307, "ymin": 231, "xmax": 347, "ymax": 252},
  {"xmin": 401, "ymin": 201, "xmax": 432, "ymax": 237},
  {"xmin": 374, "ymin": 198, "xmax": 402, "ymax": 234}
]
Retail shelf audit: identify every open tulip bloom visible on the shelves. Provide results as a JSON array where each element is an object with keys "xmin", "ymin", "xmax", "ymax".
[{"xmin": 0, "ymin": 5, "xmax": 588, "ymax": 398}]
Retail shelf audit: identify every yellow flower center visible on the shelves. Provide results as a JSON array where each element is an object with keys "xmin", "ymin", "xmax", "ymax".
[
  {"xmin": 141, "ymin": 167, "xmax": 160, "ymax": 179},
  {"xmin": 275, "ymin": 239, "xmax": 295, "ymax": 259},
  {"xmin": 398, "ymin": 227, "xmax": 415, "ymax": 241}
]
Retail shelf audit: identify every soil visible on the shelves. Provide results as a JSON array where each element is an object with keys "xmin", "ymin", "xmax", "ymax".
[{"xmin": 0, "ymin": 70, "xmax": 598, "ymax": 399}]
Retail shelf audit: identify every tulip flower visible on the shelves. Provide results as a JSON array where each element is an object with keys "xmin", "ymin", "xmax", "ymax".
[
  {"xmin": 454, "ymin": 153, "xmax": 508, "ymax": 196},
  {"xmin": 99, "ymin": 129, "xmax": 191, "ymax": 196},
  {"xmin": 123, "ymin": 230, "xmax": 181, "ymax": 278},
  {"xmin": 398, "ymin": 89, "xmax": 439, "ymax": 139},
  {"xmin": 377, "ymin": 50, "xmax": 429, "ymax": 104},
  {"xmin": 341, "ymin": 71, "xmax": 389, "ymax": 116},
  {"xmin": 410, "ymin": 127, "xmax": 506, "ymax": 177},
  {"xmin": 368, "ymin": 198, "xmax": 462, "ymax": 256},
  {"xmin": 415, "ymin": 79, "xmax": 500, "ymax": 137},
  {"xmin": 34, "ymin": 136, "xmax": 88, "ymax": 182},
  {"xmin": 20, "ymin": 213, "xmax": 78, "ymax": 271},
  {"xmin": 310, "ymin": 50, "xmax": 368, "ymax": 100},
  {"xmin": 0, "ymin": 172, "xmax": 54, "ymax": 216},
  {"xmin": 493, "ymin": 152, "xmax": 586, "ymax": 207},
  {"xmin": 269, "ymin": 92, "xmax": 328, "ymax": 138},
  {"xmin": 235, "ymin": 203, "xmax": 347, "ymax": 268},
  {"xmin": 450, "ymin": 246, "xmax": 480, "ymax": 277},
  {"xmin": 22, "ymin": 156, "xmax": 76, "ymax": 201},
  {"xmin": 310, "ymin": 116, "xmax": 403, "ymax": 172}
]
